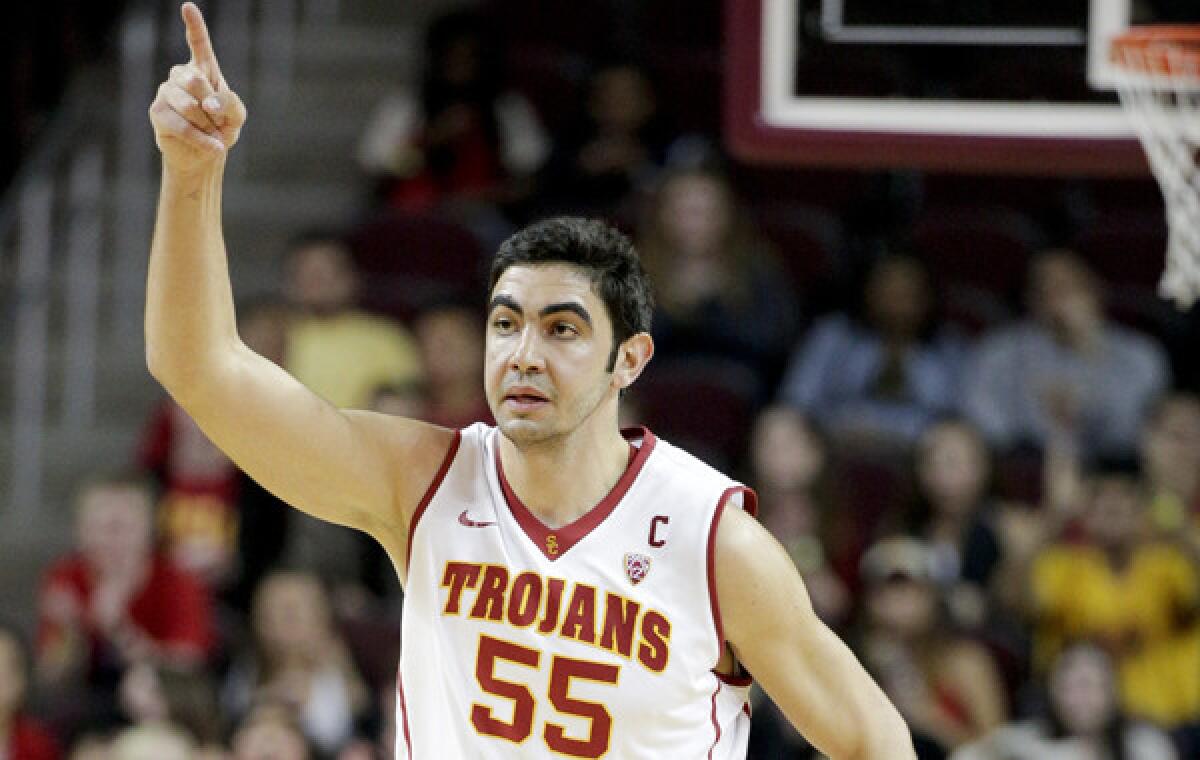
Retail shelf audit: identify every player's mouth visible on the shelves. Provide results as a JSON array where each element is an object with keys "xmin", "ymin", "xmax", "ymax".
[{"xmin": 503, "ymin": 386, "xmax": 551, "ymax": 412}]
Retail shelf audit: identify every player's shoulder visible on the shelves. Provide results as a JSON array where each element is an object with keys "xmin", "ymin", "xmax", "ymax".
[
  {"xmin": 641, "ymin": 430, "xmax": 757, "ymax": 515},
  {"xmin": 643, "ymin": 430, "xmax": 733, "ymax": 484}
]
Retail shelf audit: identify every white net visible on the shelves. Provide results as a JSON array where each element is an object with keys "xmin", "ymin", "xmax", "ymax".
[{"xmin": 1111, "ymin": 34, "xmax": 1200, "ymax": 309}]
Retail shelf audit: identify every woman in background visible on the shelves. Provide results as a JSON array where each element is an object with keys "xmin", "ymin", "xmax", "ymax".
[{"xmin": 638, "ymin": 167, "xmax": 800, "ymax": 391}]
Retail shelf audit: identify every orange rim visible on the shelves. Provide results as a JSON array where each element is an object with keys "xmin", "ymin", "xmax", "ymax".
[{"xmin": 1111, "ymin": 25, "xmax": 1200, "ymax": 77}]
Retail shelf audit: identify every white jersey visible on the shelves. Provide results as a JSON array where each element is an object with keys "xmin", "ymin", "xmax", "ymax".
[{"xmin": 397, "ymin": 423, "xmax": 757, "ymax": 759}]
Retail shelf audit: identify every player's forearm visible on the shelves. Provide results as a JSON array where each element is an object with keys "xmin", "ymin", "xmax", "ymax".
[
  {"xmin": 145, "ymin": 161, "xmax": 241, "ymax": 395},
  {"xmin": 846, "ymin": 706, "xmax": 917, "ymax": 760}
]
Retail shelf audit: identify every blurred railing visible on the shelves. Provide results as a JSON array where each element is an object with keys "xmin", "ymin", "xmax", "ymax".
[{"xmin": 5, "ymin": 0, "xmax": 334, "ymax": 527}]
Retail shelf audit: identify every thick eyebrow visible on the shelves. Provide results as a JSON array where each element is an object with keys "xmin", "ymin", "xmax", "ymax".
[
  {"xmin": 488, "ymin": 294, "xmax": 522, "ymax": 315},
  {"xmin": 488, "ymin": 295, "xmax": 593, "ymax": 328},
  {"xmin": 539, "ymin": 301, "xmax": 592, "ymax": 327}
]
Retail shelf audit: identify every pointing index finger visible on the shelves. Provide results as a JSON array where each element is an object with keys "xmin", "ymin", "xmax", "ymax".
[{"xmin": 181, "ymin": 2, "xmax": 224, "ymax": 88}]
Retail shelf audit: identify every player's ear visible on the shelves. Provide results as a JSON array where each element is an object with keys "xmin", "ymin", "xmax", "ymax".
[{"xmin": 612, "ymin": 333, "xmax": 654, "ymax": 391}]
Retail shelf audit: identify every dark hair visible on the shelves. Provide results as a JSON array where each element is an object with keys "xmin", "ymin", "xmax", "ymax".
[
  {"xmin": 489, "ymin": 217, "xmax": 654, "ymax": 371},
  {"xmin": 1044, "ymin": 641, "xmax": 1128, "ymax": 760}
]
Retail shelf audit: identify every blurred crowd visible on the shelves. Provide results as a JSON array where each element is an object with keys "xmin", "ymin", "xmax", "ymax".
[{"xmin": 6, "ymin": 3, "xmax": 1200, "ymax": 760}]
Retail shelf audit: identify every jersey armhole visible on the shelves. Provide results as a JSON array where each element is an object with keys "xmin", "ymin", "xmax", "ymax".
[
  {"xmin": 402, "ymin": 430, "xmax": 463, "ymax": 583},
  {"xmin": 706, "ymin": 485, "xmax": 759, "ymax": 670}
]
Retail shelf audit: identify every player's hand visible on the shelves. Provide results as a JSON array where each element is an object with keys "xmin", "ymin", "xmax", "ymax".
[{"xmin": 148, "ymin": 2, "xmax": 246, "ymax": 173}]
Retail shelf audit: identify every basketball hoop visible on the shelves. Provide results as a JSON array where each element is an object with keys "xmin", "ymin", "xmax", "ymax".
[{"xmin": 1110, "ymin": 26, "xmax": 1200, "ymax": 309}]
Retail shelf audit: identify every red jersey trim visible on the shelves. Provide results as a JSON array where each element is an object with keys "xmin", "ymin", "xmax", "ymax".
[
  {"xmin": 714, "ymin": 669, "xmax": 753, "ymax": 687},
  {"xmin": 707, "ymin": 681, "xmax": 723, "ymax": 759},
  {"xmin": 404, "ymin": 430, "xmax": 463, "ymax": 581},
  {"xmin": 495, "ymin": 427, "xmax": 656, "ymax": 562},
  {"xmin": 396, "ymin": 669, "xmax": 413, "ymax": 757},
  {"xmin": 707, "ymin": 485, "xmax": 758, "ymax": 660}
]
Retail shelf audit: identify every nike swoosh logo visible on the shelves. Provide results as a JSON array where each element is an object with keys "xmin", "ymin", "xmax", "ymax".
[{"xmin": 458, "ymin": 509, "xmax": 497, "ymax": 528}]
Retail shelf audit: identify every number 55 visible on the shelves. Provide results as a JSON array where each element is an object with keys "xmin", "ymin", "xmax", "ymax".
[{"xmin": 471, "ymin": 634, "xmax": 621, "ymax": 758}]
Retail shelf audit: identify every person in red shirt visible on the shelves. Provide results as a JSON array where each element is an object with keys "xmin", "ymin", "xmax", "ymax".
[
  {"xmin": 36, "ymin": 474, "xmax": 216, "ymax": 693},
  {"xmin": 0, "ymin": 623, "xmax": 61, "ymax": 760}
]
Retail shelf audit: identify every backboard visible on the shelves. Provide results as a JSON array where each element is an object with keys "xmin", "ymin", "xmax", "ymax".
[{"xmin": 725, "ymin": 0, "xmax": 1200, "ymax": 174}]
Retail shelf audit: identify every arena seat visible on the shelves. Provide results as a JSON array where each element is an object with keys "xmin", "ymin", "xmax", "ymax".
[
  {"xmin": 349, "ymin": 212, "xmax": 486, "ymax": 321},
  {"xmin": 629, "ymin": 358, "xmax": 760, "ymax": 471},
  {"xmin": 910, "ymin": 205, "xmax": 1043, "ymax": 333},
  {"xmin": 752, "ymin": 201, "xmax": 845, "ymax": 297}
]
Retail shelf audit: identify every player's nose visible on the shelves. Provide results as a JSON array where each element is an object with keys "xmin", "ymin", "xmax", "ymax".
[{"xmin": 508, "ymin": 325, "xmax": 545, "ymax": 374}]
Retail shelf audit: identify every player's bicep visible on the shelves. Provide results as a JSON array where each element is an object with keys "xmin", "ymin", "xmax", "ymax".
[
  {"xmin": 716, "ymin": 509, "xmax": 905, "ymax": 759},
  {"xmin": 176, "ymin": 342, "xmax": 452, "ymax": 541}
]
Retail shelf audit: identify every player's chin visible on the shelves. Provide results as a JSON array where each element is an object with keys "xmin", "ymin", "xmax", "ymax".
[{"xmin": 498, "ymin": 416, "xmax": 557, "ymax": 445}]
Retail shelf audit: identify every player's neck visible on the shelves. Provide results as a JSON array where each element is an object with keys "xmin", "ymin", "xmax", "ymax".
[{"xmin": 499, "ymin": 421, "xmax": 631, "ymax": 530}]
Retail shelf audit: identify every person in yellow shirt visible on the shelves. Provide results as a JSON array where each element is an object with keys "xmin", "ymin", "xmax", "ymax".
[
  {"xmin": 282, "ymin": 231, "xmax": 423, "ymax": 409},
  {"xmin": 1030, "ymin": 471, "xmax": 1200, "ymax": 725}
]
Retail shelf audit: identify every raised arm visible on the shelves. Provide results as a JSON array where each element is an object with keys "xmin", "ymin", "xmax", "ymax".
[
  {"xmin": 716, "ymin": 507, "xmax": 915, "ymax": 760},
  {"xmin": 145, "ymin": 3, "xmax": 453, "ymax": 567}
]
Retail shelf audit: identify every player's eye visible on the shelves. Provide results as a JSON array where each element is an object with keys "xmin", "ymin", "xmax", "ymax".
[
  {"xmin": 492, "ymin": 317, "xmax": 516, "ymax": 333},
  {"xmin": 551, "ymin": 322, "xmax": 578, "ymax": 338}
]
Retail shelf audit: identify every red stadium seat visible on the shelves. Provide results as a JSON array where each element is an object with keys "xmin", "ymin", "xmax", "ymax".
[
  {"xmin": 825, "ymin": 451, "xmax": 915, "ymax": 591},
  {"xmin": 752, "ymin": 202, "xmax": 845, "ymax": 296},
  {"xmin": 628, "ymin": 359, "xmax": 760, "ymax": 471},
  {"xmin": 349, "ymin": 212, "xmax": 486, "ymax": 321},
  {"xmin": 910, "ymin": 205, "xmax": 1043, "ymax": 333}
]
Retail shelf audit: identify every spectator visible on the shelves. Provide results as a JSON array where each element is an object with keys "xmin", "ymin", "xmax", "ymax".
[
  {"xmin": 1029, "ymin": 470, "xmax": 1200, "ymax": 725},
  {"xmin": 117, "ymin": 663, "xmax": 221, "ymax": 752},
  {"xmin": 639, "ymin": 167, "xmax": 800, "ymax": 388},
  {"xmin": 283, "ymin": 231, "xmax": 423, "ymax": 410},
  {"xmin": 137, "ymin": 400, "xmax": 238, "ymax": 587},
  {"xmin": 962, "ymin": 249, "xmax": 1169, "ymax": 461},
  {"xmin": 1142, "ymin": 392, "xmax": 1200, "ymax": 543},
  {"xmin": 356, "ymin": 8, "xmax": 548, "ymax": 216},
  {"xmin": 222, "ymin": 573, "xmax": 368, "ymax": 756},
  {"xmin": 748, "ymin": 405, "xmax": 850, "ymax": 628},
  {"xmin": 901, "ymin": 420, "xmax": 1005, "ymax": 629},
  {"xmin": 858, "ymin": 537, "xmax": 1008, "ymax": 751},
  {"xmin": 230, "ymin": 704, "xmax": 311, "ymax": 760},
  {"xmin": 412, "ymin": 300, "xmax": 492, "ymax": 428},
  {"xmin": 0, "ymin": 623, "xmax": 61, "ymax": 760},
  {"xmin": 107, "ymin": 723, "xmax": 193, "ymax": 760},
  {"xmin": 36, "ymin": 474, "xmax": 215, "ymax": 693},
  {"xmin": 780, "ymin": 254, "xmax": 964, "ymax": 448},
  {"xmin": 951, "ymin": 641, "xmax": 1177, "ymax": 760},
  {"xmin": 541, "ymin": 62, "xmax": 672, "ymax": 215}
]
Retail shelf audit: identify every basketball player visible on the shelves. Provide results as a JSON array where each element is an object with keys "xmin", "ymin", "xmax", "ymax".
[{"xmin": 146, "ymin": 4, "xmax": 915, "ymax": 758}]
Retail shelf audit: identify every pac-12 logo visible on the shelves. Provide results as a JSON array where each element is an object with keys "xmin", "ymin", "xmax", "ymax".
[{"xmin": 625, "ymin": 552, "xmax": 652, "ymax": 585}]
